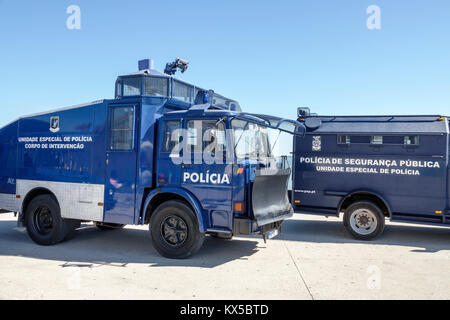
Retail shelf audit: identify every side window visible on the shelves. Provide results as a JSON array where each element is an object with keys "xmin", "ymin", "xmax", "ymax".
[
  {"xmin": 123, "ymin": 78, "xmax": 141, "ymax": 96},
  {"xmin": 115, "ymin": 80, "xmax": 122, "ymax": 98},
  {"xmin": 109, "ymin": 106, "xmax": 135, "ymax": 151},
  {"xmin": 337, "ymin": 135, "xmax": 350, "ymax": 144},
  {"xmin": 338, "ymin": 135, "xmax": 420, "ymax": 145},
  {"xmin": 144, "ymin": 77, "xmax": 168, "ymax": 97},
  {"xmin": 404, "ymin": 136, "xmax": 419, "ymax": 145},
  {"xmin": 162, "ymin": 121, "xmax": 181, "ymax": 152},
  {"xmin": 187, "ymin": 120, "xmax": 226, "ymax": 152},
  {"xmin": 370, "ymin": 136, "xmax": 383, "ymax": 145},
  {"xmin": 173, "ymin": 80, "xmax": 192, "ymax": 103}
]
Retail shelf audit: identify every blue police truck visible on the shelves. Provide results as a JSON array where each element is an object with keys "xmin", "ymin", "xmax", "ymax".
[
  {"xmin": 0, "ymin": 59, "xmax": 300, "ymax": 258},
  {"xmin": 292, "ymin": 108, "xmax": 450, "ymax": 240}
]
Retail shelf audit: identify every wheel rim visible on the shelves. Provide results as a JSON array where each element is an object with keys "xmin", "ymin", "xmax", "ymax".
[
  {"xmin": 160, "ymin": 215, "xmax": 188, "ymax": 247},
  {"xmin": 350, "ymin": 209, "xmax": 377, "ymax": 235},
  {"xmin": 34, "ymin": 206, "xmax": 54, "ymax": 235}
]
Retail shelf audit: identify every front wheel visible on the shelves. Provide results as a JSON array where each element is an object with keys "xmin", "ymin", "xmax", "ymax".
[
  {"xmin": 343, "ymin": 201, "xmax": 385, "ymax": 240},
  {"xmin": 150, "ymin": 200, "xmax": 204, "ymax": 259}
]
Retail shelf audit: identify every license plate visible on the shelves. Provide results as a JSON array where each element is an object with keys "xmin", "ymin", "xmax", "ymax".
[{"xmin": 266, "ymin": 228, "xmax": 279, "ymax": 240}]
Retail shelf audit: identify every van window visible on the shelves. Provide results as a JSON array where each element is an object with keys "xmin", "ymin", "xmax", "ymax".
[
  {"xmin": 404, "ymin": 136, "xmax": 419, "ymax": 145},
  {"xmin": 110, "ymin": 106, "xmax": 134, "ymax": 150},
  {"xmin": 337, "ymin": 135, "xmax": 350, "ymax": 144},
  {"xmin": 371, "ymin": 136, "xmax": 383, "ymax": 145},
  {"xmin": 383, "ymin": 136, "xmax": 404, "ymax": 144}
]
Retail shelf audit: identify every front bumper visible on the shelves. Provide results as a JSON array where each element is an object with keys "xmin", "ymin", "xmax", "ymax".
[
  {"xmin": 251, "ymin": 168, "xmax": 294, "ymax": 226},
  {"xmin": 232, "ymin": 218, "xmax": 284, "ymax": 237}
]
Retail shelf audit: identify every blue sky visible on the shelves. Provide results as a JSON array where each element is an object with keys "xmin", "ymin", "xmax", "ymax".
[{"xmin": 0, "ymin": 0, "xmax": 449, "ymax": 127}]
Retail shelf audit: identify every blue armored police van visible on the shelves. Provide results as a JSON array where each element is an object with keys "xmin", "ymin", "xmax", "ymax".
[
  {"xmin": 293, "ymin": 108, "xmax": 450, "ymax": 240},
  {"xmin": 0, "ymin": 59, "xmax": 301, "ymax": 258}
]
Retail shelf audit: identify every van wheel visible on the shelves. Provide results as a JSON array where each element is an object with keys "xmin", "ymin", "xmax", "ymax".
[
  {"xmin": 343, "ymin": 201, "xmax": 385, "ymax": 240},
  {"xmin": 25, "ymin": 195, "xmax": 72, "ymax": 245},
  {"xmin": 150, "ymin": 200, "xmax": 205, "ymax": 259},
  {"xmin": 96, "ymin": 223, "xmax": 125, "ymax": 230}
]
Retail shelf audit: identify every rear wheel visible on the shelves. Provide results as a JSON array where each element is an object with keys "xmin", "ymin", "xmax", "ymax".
[
  {"xmin": 150, "ymin": 200, "xmax": 204, "ymax": 259},
  {"xmin": 343, "ymin": 201, "xmax": 385, "ymax": 240},
  {"xmin": 25, "ymin": 194, "xmax": 74, "ymax": 245}
]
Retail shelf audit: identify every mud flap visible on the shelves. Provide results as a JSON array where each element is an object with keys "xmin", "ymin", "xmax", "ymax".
[{"xmin": 252, "ymin": 168, "xmax": 294, "ymax": 227}]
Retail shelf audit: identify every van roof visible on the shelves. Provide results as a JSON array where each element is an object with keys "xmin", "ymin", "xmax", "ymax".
[{"xmin": 302, "ymin": 115, "xmax": 448, "ymax": 134}]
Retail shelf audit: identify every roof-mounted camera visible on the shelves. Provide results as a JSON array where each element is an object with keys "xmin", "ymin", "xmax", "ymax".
[{"xmin": 164, "ymin": 57, "xmax": 189, "ymax": 75}]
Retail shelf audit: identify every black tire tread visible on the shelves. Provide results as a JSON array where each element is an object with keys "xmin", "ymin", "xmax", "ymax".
[
  {"xmin": 150, "ymin": 200, "xmax": 204, "ymax": 259},
  {"xmin": 25, "ymin": 194, "xmax": 72, "ymax": 245}
]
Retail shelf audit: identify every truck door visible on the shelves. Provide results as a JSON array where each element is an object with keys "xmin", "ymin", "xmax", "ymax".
[
  {"xmin": 104, "ymin": 104, "xmax": 138, "ymax": 224},
  {"xmin": 181, "ymin": 119, "xmax": 233, "ymax": 230}
]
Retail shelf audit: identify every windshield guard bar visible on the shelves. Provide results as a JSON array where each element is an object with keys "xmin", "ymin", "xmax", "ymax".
[{"xmin": 235, "ymin": 113, "xmax": 305, "ymax": 136}]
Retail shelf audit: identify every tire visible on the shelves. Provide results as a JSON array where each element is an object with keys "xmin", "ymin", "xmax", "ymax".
[
  {"xmin": 209, "ymin": 232, "xmax": 233, "ymax": 240},
  {"xmin": 343, "ymin": 201, "xmax": 385, "ymax": 240},
  {"xmin": 95, "ymin": 223, "xmax": 125, "ymax": 231},
  {"xmin": 25, "ymin": 194, "xmax": 72, "ymax": 245},
  {"xmin": 150, "ymin": 200, "xmax": 205, "ymax": 259}
]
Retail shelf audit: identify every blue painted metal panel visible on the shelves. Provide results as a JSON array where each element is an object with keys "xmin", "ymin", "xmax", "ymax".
[
  {"xmin": 142, "ymin": 187, "xmax": 207, "ymax": 232},
  {"xmin": 16, "ymin": 103, "xmax": 101, "ymax": 184},
  {"xmin": 0, "ymin": 121, "xmax": 18, "ymax": 194},
  {"xmin": 293, "ymin": 116, "xmax": 449, "ymax": 223}
]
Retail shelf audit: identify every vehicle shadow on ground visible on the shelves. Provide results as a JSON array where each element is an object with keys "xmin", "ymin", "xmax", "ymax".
[
  {"xmin": 279, "ymin": 216, "xmax": 450, "ymax": 253},
  {"xmin": 0, "ymin": 220, "xmax": 260, "ymax": 268}
]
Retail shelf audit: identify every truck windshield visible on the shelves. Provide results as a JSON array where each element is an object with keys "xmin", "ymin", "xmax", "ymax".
[{"xmin": 231, "ymin": 119, "xmax": 271, "ymax": 160}]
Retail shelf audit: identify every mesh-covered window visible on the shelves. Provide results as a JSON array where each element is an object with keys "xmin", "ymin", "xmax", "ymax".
[
  {"xmin": 404, "ymin": 136, "xmax": 419, "ymax": 145},
  {"xmin": 144, "ymin": 77, "xmax": 168, "ymax": 97},
  {"xmin": 383, "ymin": 136, "xmax": 405, "ymax": 144},
  {"xmin": 338, "ymin": 135, "xmax": 350, "ymax": 144},
  {"xmin": 110, "ymin": 106, "xmax": 134, "ymax": 150},
  {"xmin": 173, "ymin": 80, "xmax": 192, "ymax": 102},
  {"xmin": 123, "ymin": 78, "xmax": 141, "ymax": 96},
  {"xmin": 350, "ymin": 136, "xmax": 371, "ymax": 144},
  {"xmin": 371, "ymin": 136, "xmax": 383, "ymax": 145},
  {"xmin": 162, "ymin": 121, "xmax": 181, "ymax": 152},
  {"xmin": 115, "ymin": 80, "xmax": 122, "ymax": 98}
]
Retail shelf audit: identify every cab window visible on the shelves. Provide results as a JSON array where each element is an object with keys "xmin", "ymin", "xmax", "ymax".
[
  {"xmin": 162, "ymin": 120, "xmax": 181, "ymax": 152},
  {"xmin": 187, "ymin": 120, "xmax": 226, "ymax": 153}
]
